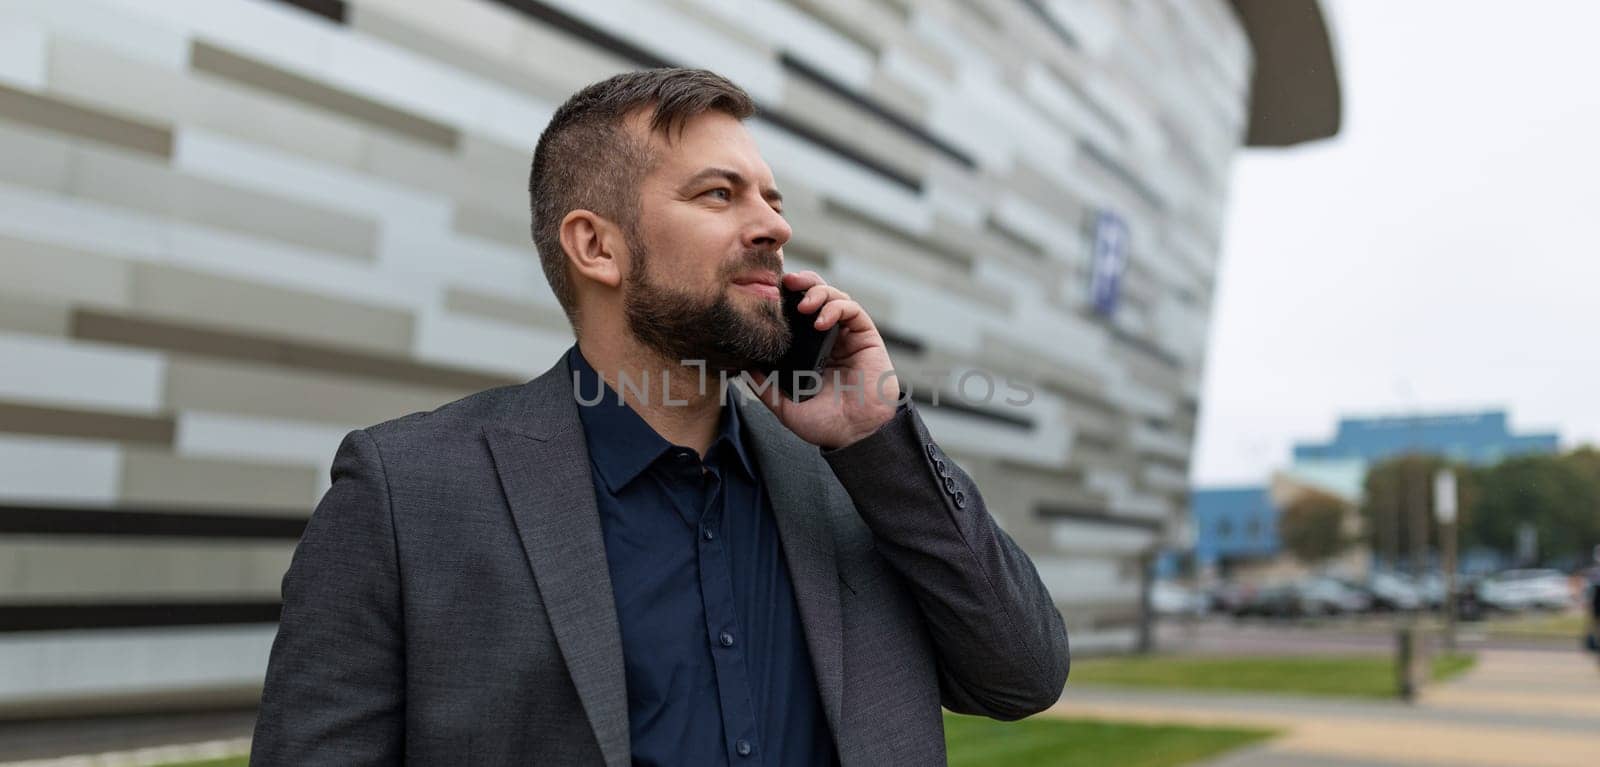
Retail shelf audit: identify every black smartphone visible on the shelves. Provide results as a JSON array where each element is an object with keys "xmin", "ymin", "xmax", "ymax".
[{"xmin": 765, "ymin": 283, "xmax": 840, "ymax": 402}]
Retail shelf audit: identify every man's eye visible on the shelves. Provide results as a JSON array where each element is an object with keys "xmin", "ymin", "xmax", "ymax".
[{"xmin": 705, "ymin": 188, "xmax": 731, "ymax": 201}]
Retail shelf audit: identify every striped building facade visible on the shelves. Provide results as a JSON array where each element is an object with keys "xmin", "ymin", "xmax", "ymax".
[{"xmin": 0, "ymin": 0, "xmax": 1336, "ymax": 714}]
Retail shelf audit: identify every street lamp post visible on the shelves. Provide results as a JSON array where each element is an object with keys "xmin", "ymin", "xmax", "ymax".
[{"xmin": 1434, "ymin": 469, "xmax": 1459, "ymax": 652}]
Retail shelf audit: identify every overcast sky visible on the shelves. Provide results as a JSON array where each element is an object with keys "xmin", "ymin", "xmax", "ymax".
[{"xmin": 1190, "ymin": 0, "xmax": 1600, "ymax": 485}]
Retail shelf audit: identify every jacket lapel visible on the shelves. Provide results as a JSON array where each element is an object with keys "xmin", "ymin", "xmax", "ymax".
[
  {"xmin": 483, "ymin": 356, "xmax": 630, "ymax": 767},
  {"xmin": 734, "ymin": 390, "xmax": 846, "ymax": 740},
  {"xmin": 481, "ymin": 359, "xmax": 847, "ymax": 762}
]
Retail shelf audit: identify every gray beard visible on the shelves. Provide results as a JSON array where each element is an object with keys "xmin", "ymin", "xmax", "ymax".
[{"xmin": 622, "ymin": 244, "xmax": 790, "ymax": 375}]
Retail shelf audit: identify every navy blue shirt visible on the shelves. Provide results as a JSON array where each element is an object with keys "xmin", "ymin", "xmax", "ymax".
[{"xmin": 568, "ymin": 344, "xmax": 838, "ymax": 767}]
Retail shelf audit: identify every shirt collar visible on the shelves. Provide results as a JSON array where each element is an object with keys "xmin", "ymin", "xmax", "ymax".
[{"xmin": 568, "ymin": 343, "xmax": 756, "ymax": 493}]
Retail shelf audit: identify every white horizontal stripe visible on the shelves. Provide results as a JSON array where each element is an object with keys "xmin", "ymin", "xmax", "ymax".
[
  {"xmin": 684, "ymin": 0, "xmax": 874, "ymax": 90},
  {"xmin": 0, "ymin": 624, "xmax": 275, "ymax": 700},
  {"xmin": 1021, "ymin": 63, "xmax": 1123, "ymax": 153},
  {"xmin": 165, "ymin": 224, "xmax": 432, "ymax": 312},
  {"xmin": 880, "ymin": 45, "xmax": 949, "ymax": 103},
  {"xmin": 400, "ymin": 233, "xmax": 552, "ymax": 309},
  {"xmin": 3, "ymin": 0, "xmax": 188, "ymax": 71},
  {"xmin": 172, "ymin": 128, "xmax": 454, "ymax": 233},
  {"xmin": 1042, "ymin": 0, "xmax": 1118, "ymax": 59},
  {"xmin": 908, "ymin": 7, "xmax": 998, "ymax": 80},
  {"xmin": 413, "ymin": 307, "xmax": 574, "ymax": 381},
  {"xmin": 824, "ymin": 257, "xmax": 985, "ymax": 353},
  {"xmin": 0, "ymin": 183, "xmax": 439, "ymax": 314},
  {"xmin": 0, "ymin": 17, "xmax": 47, "ymax": 90},
  {"xmin": 353, "ymin": 0, "xmax": 524, "ymax": 60},
  {"xmin": 921, "ymin": 403, "xmax": 1070, "ymax": 469},
  {"xmin": 537, "ymin": 0, "xmax": 786, "ymax": 104},
  {"xmin": 103, "ymin": 0, "xmax": 558, "ymax": 147},
  {"xmin": 101, "ymin": 0, "xmax": 331, "ymax": 70},
  {"xmin": 1049, "ymin": 520, "xmax": 1159, "ymax": 555},
  {"xmin": 922, "ymin": 166, "xmax": 988, "ymax": 230},
  {"xmin": 0, "ymin": 182, "xmax": 170, "ymax": 259},
  {"xmin": 0, "ymin": 332, "xmax": 165, "ymax": 413},
  {"xmin": 993, "ymin": 193, "xmax": 1081, "ymax": 258},
  {"xmin": 0, "ymin": 434, "xmax": 121, "ymax": 505},
  {"xmin": 928, "ymin": 68, "xmax": 1076, "ymax": 175},
  {"xmin": 174, "ymin": 410, "xmax": 354, "ymax": 469}
]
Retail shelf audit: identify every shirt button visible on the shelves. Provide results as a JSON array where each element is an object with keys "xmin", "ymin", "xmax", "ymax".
[
  {"xmin": 719, "ymin": 631, "xmax": 735, "ymax": 647},
  {"xmin": 702, "ymin": 527, "xmax": 716, "ymax": 541},
  {"xmin": 735, "ymin": 739, "xmax": 752, "ymax": 757}
]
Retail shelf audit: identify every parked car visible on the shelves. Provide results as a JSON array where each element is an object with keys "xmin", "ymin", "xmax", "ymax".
[
  {"xmin": 1231, "ymin": 578, "xmax": 1370, "ymax": 619},
  {"xmin": 1151, "ymin": 581, "xmax": 1209, "ymax": 617},
  {"xmin": 1476, "ymin": 569, "xmax": 1573, "ymax": 611},
  {"xmin": 1233, "ymin": 583, "xmax": 1303, "ymax": 618},
  {"xmin": 1209, "ymin": 581, "xmax": 1256, "ymax": 615},
  {"xmin": 1413, "ymin": 573, "xmax": 1448, "ymax": 610},
  {"xmin": 1299, "ymin": 577, "xmax": 1374, "ymax": 616},
  {"xmin": 1355, "ymin": 572, "xmax": 1423, "ymax": 612}
]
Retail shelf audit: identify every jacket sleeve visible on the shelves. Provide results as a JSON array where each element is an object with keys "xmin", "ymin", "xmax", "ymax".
[
  {"xmin": 821, "ymin": 400, "xmax": 1070, "ymax": 720},
  {"xmin": 251, "ymin": 429, "xmax": 406, "ymax": 765}
]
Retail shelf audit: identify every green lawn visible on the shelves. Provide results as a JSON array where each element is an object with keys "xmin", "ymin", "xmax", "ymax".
[
  {"xmin": 165, "ymin": 716, "xmax": 1275, "ymax": 767},
  {"xmin": 1066, "ymin": 652, "xmax": 1477, "ymax": 699},
  {"xmin": 944, "ymin": 713, "xmax": 1275, "ymax": 767},
  {"xmin": 1484, "ymin": 611, "xmax": 1589, "ymax": 640}
]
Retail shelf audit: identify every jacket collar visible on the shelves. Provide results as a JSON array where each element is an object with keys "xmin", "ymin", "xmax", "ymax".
[{"xmin": 566, "ymin": 343, "xmax": 756, "ymax": 493}]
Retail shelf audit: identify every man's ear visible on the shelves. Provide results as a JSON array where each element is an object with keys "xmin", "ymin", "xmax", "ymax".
[{"xmin": 560, "ymin": 209, "xmax": 625, "ymax": 289}]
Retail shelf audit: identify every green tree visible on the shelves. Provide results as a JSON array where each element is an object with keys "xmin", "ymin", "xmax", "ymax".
[
  {"xmin": 1470, "ymin": 450, "xmax": 1600, "ymax": 566},
  {"xmin": 1280, "ymin": 488, "xmax": 1351, "ymax": 564},
  {"xmin": 1362, "ymin": 448, "xmax": 1600, "ymax": 568},
  {"xmin": 1360, "ymin": 454, "xmax": 1473, "ymax": 567}
]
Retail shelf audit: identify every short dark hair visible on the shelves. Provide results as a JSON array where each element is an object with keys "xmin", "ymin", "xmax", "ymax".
[{"xmin": 528, "ymin": 68, "xmax": 757, "ymax": 329}]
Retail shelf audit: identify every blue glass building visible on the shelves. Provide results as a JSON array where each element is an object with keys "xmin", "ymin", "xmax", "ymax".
[
  {"xmin": 1158, "ymin": 486, "xmax": 1280, "ymax": 577},
  {"xmin": 1293, "ymin": 410, "xmax": 1558, "ymax": 466}
]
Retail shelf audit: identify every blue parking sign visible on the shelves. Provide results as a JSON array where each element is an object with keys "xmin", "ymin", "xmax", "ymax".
[{"xmin": 1089, "ymin": 210, "xmax": 1128, "ymax": 317}]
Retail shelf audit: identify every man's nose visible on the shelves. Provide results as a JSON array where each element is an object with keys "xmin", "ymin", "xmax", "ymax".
[{"xmin": 746, "ymin": 202, "xmax": 791, "ymax": 250}]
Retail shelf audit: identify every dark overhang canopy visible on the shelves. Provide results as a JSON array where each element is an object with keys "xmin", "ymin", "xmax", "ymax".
[{"xmin": 1228, "ymin": 0, "xmax": 1343, "ymax": 146}]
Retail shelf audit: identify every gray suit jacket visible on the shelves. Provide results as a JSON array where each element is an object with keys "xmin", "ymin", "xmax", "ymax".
[{"xmin": 251, "ymin": 354, "xmax": 1069, "ymax": 766}]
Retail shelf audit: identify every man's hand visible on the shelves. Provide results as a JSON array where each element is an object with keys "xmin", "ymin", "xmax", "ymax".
[{"xmin": 747, "ymin": 271, "xmax": 901, "ymax": 450}]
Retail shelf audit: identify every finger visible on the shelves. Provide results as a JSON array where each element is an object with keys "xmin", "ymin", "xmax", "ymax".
[
  {"xmin": 832, "ymin": 301, "xmax": 882, "ymax": 338},
  {"xmin": 815, "ymin": 298, "xmax": 871, "ymax": 333},
  {"xmin": 781, "ymin": 270, "xmax": 825, "ymax": 292},
  {"xmin": 802, "ymin": 284, "xmax": 849, "ymax": 312}
]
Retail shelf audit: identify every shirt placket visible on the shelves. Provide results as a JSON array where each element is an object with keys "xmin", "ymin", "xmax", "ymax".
[{"xmin": 694, "ymin": 458, "xmax": 765, "ymax": 765}]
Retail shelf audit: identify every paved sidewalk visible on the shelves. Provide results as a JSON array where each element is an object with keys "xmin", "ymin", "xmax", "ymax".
[{"xmin": 1048, "ymin": 649, "xmax": 1600, "ymax": 767}]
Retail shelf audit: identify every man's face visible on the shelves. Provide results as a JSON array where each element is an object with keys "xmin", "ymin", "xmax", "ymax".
[{"xmin": 620, "ymin": 110, "xmax": 794, "ymax": 374}]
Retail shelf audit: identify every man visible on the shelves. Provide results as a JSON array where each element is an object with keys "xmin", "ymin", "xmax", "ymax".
[
  {"xmin": 1586, "ymin": 544, "xmax": 1600, "ymax": 668},
  {"xmin": 251, "ymin": 68, "xmax": 1069, "ymax": 766}
]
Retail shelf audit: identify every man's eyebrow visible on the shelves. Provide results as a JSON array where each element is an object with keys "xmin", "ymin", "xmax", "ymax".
[{"xmin": 681, "ymin": 167, "xmax": 784, "ymax": 204}]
